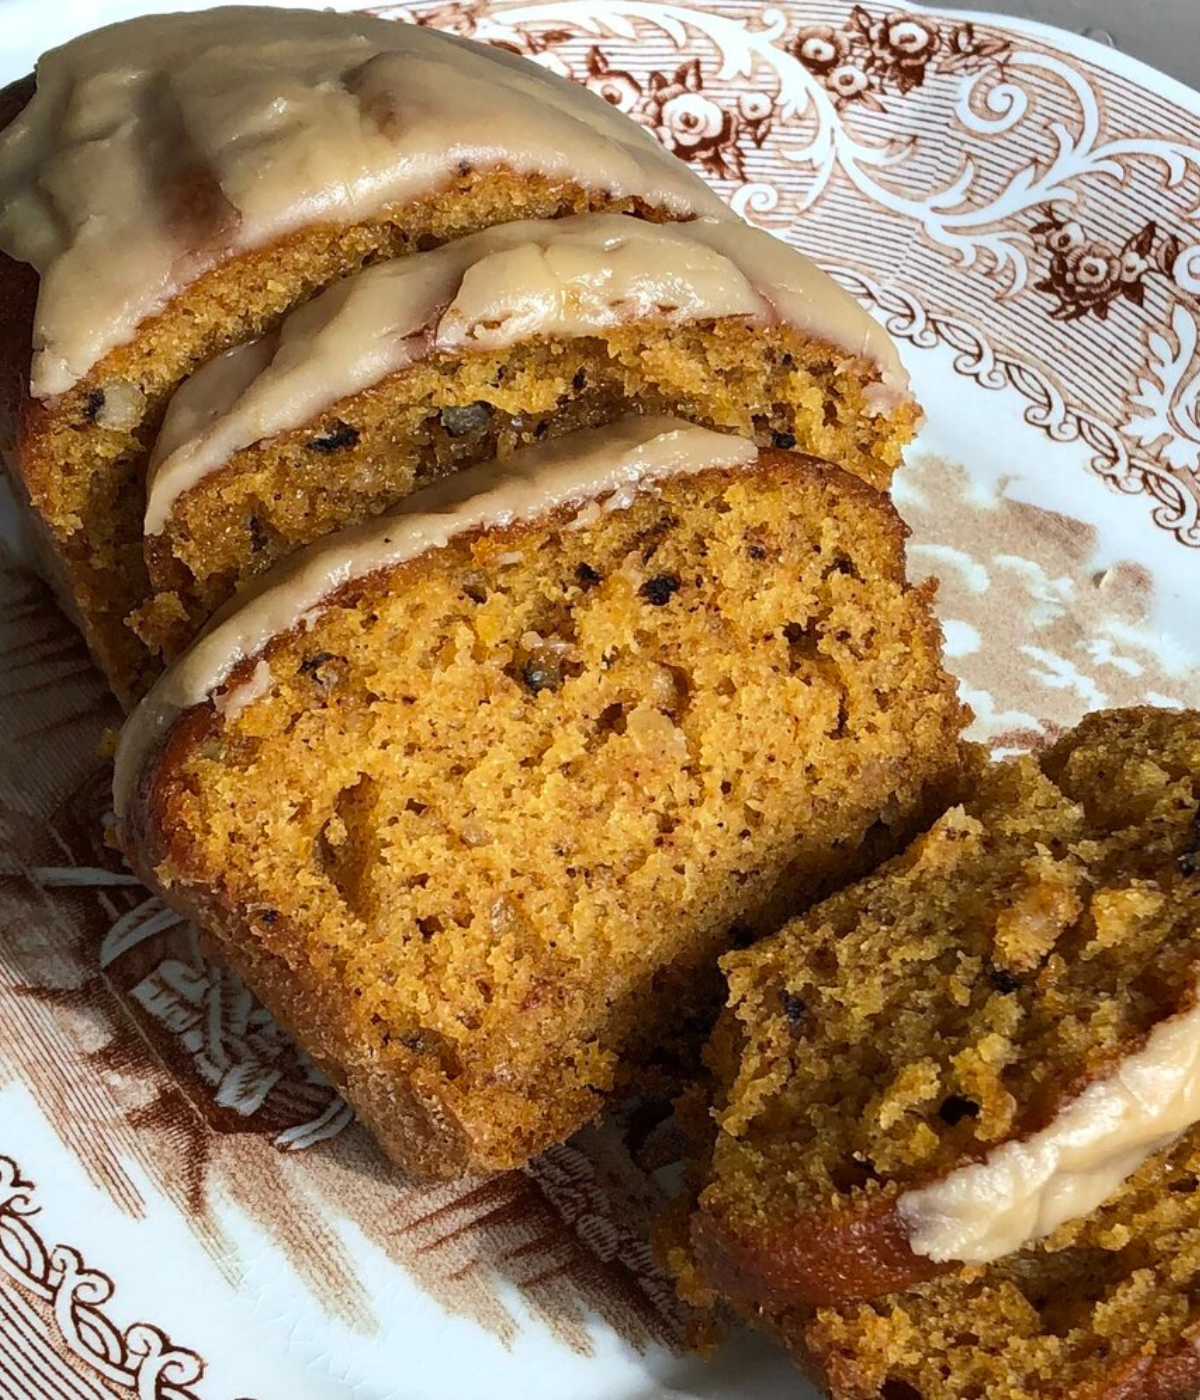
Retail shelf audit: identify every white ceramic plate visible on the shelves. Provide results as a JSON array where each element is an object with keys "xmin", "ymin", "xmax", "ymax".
[{"xmin": 2, "ymin": 3, "xmax": 1199, "ymax": 1397}]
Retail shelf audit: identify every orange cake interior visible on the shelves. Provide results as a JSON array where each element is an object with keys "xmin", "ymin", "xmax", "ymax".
[{"xmin": 117, "ymin": 423, "xmax": 967, "ymax": 1177}]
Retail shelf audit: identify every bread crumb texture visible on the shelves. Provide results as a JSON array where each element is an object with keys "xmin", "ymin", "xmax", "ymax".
[
  {"xmin": 687, "ymin": 705, "xmax": 1200, "ymax": 1399},
  {"xmin": 137, "ymin": 322, "xmax": 915, "ymax": 668},
  {"xmin": 798, "ymin": 1100, "xmax": 1200, "ymax": 1400},
  {"xmin": 139, "ymin": 456, "xmax": 965, "ymax": 1176}
]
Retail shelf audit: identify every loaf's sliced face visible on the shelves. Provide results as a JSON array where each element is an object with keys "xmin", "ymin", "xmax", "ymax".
[
  {"xmin": 123, "ymin": 452, "xmax": 966, "ymax": 1178},
  {"xmin": 135, "ymin": 319, "xmax": 918, "ymax": 665},
  {"xmin": 688, "ymin": 706, "xmax": 1200, "ymax": 1309}
]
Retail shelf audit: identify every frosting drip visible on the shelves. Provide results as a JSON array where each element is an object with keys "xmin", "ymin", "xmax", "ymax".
[
  {"xmin": 145, "ymin": 213, "xmax": 911, "ymax": 531},
  {"xmin": 0, "ymin": 6, "xmax": 724, "ymax": 398},
  {"xmin": 898, "ymin": 988, "xmax": 1200, "ymax": 1264},
  {"xmin": 114, "ymin": 416, "xmax": 757, "ymax": 820}
]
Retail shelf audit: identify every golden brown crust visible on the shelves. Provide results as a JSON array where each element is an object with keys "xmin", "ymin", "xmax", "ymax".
[
  {"xmin": 123, "ymin": 699, "xmax": 483, "ymax": 1177},
  {"xmin": 0, "ymin": 76, "xmax": 138, "ymax": 660},
  {"xmin": 765, "ymin": 1085, "xmax": 1200, "ymax": 1397},
  {"xmin": 690, "ymin": 1194, "xmax": 945, "ymax": 1309},
  {"xmin": 1073, "ymin": 1330, "xmax": 1200, "ymax": 1400},
  {"xmin": 692, "ymin": 991, "xmax": 1195, "ymax": 1309},
  {"xmin": 0, "ymin": 81, "xmax": 94, "ymax": 633},
  {"xmin": 0, "ymin": 78, "xmax": 36, "ymax": 473},
  {"xmin": 701, "ymin": 1009, "xmax": 1198, "ymax": 1309}
]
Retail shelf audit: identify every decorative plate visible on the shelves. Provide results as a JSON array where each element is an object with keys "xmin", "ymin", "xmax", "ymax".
[{"xmin": 1, "ymin": 2, "xmax": 1199, "ymax": 1397}]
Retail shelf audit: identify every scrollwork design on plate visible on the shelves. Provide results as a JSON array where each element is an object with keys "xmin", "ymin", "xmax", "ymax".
[
  {"xmin": 0, "ymin": 1157, "xmax": 44, "ymax": 1283},
  {"xmin": 0, "ymin": 1157, "xmax": 206, "ymax": 1398},
  {"xmin": 390, "ymin": 0, "xmax": 1200, "ymax": 292},
  {"xmin": 371, "ymin": 0, "xmax": 1200, "ymax": 546},
  {"xmin": 1124, "ymin": 302, "xmax": 1200, "ymax": 476},
  {"xmin": 833, "ymin": 265, "xmax": 1200, "ymax": 546}
]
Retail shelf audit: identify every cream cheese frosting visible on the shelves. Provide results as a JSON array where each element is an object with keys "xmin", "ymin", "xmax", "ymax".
[
  {"xmin": 143, "ymin": 213, "xmax": 911, "ymax": 533},
  {"xmin": 114, "ymin": 416, "xmax": 756, "ymax": 821},
  {"xmin": 0, "ymin": 6, "xmax": 725, "ymax": 399},
  {"xmin": 897, "ymin": 990, "xmax": 1200, "ymax": 1264}
]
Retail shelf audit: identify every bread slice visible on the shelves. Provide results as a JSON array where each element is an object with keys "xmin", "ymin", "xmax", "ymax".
[
  {"xmin": 0, "ymin": 8, "xmax": 723, "ymax": 704},
  {"xmin": 684, "ymin": 707, "xmax": 1200, "ymax": 1311},
  {"xmin": 132, "ymin": 212, "xmax": 917, "ymax": 665},
  {"xmin": 783, "ymin": 1116, "xmax": 1200, "ymax": 1399},
  {"xmin": 115, "ymin": 418, "xmax": 968, "ymax": 1179}
]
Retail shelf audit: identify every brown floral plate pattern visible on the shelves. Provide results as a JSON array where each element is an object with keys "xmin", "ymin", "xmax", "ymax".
[{"xmin": 1, "ymin": 2, "xmax": 1199, "ymax": 1397}]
